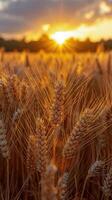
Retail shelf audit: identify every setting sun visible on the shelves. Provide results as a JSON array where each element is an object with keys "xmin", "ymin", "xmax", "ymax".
[{"xmin": 51, "ymin": 31, "xmax": 73, "ymax": 45}]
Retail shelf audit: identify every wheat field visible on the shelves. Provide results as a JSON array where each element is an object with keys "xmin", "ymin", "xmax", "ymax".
[{"xmin": 0, "ymin": 50, "xmax": 112, "ymax": 200}]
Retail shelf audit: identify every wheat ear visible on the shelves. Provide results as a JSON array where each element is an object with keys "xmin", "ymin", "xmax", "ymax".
[
  {"xmin": 26, "ymin": 135, "xmax": 37, "ymax": 173},
  {"xmin": 63, "ymin": 109, "xmax": 93, "ymax": 158},
  {"xmin": 36, "ymin": 118, "xmax": 48, "ymax": 174},
  {"xmin": 50, "ymin": 79, "xmax": 64, "ymax": 127},
  {"xmin": 58, "ymin": 172, "xmax": 69, "ymax": 200},
  {"xmin": 102, "ymin": 167, "xmax": 112, "ymax": 198},
  {"xmin": 41, "ymin": 164, "xmax": 57, "ymax": 200},
  {"xmin": 0, "ymin": 115, "xmax": 10, "ymax": 159},
  {"xmin": 88, "ymin": 160, "xmax": 104, "ymax": 177}
]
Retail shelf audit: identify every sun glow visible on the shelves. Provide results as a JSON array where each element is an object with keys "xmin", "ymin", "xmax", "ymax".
[
  {"xmin": 100, "ymin": 1, "xmax": 111, "ymax": 14},
  {"xmin": 51, "ymin": 31, "xmax": 73, "ymax": 45},
  {"xmin": 26, "ymin": 17, "xmax": 112, "ymax": 43},
  {"xmin": 51, "ymin": 26, "xmax": 88, "ymax": 44}
]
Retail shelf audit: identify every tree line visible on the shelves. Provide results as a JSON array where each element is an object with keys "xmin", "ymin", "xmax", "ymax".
[{"xmin": 0, "ymin": 34, "xmax": 112, "ymax": 52}]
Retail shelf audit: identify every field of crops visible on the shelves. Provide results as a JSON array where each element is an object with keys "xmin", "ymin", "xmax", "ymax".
[{"xmin": 0, "ymin": 50, "xmax": 112, "ymax": 200}]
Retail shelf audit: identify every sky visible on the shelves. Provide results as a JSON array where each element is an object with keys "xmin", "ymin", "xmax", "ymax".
[{"xmin": 0, "ymin": 0, "xmax": 112, "ymax": 41}]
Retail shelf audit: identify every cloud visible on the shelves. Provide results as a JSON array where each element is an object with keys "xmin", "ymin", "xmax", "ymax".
[
  {"xmin": 0, "ymin": 13, "xmax": 28, "ymax": 34},
  {"xmin": 0, "ymin": 0, "xmax": 112, "ymax": 36}
]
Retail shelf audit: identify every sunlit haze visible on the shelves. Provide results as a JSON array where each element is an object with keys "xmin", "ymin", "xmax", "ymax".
[{"xmin": 0, "ymin": 0, "xmax": 112, "ymax": 41}]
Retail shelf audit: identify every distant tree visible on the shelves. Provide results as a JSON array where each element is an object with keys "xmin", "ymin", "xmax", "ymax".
[{"xmin": 0, "ymin": 34, "xmax": 112, "ymax": 52}]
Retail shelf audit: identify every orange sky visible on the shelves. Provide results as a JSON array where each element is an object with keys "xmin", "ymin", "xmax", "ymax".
[
  {"xmin": 25, "ymin": 1, "xmax": 112, "ymax": 42},
  {"xmin": 0, "ymin": 0, "xmax": 112, "ymax": 41},
  {"xmin": 26, "ymin": 18, "xmax": 112, "ymax": 42}
]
